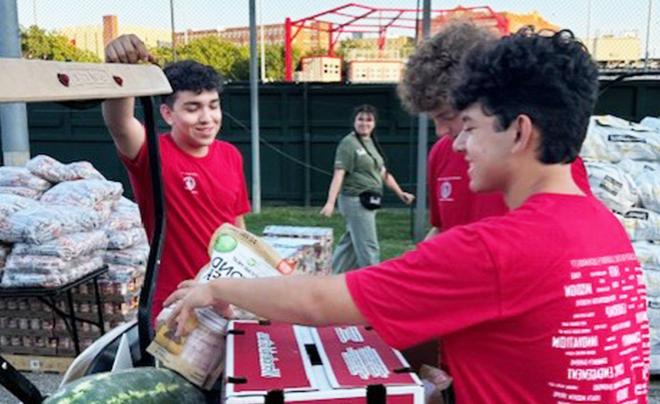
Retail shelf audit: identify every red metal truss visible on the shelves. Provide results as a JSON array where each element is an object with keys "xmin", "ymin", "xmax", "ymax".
[{"xmin": 284, "ymin": 3, "xmax": 509, "ymax": 81}]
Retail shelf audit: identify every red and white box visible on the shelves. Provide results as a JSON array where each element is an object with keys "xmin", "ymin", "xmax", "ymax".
[{"xmin": 224, "ymin": 321, "xmax": 423, "ymax": 403}]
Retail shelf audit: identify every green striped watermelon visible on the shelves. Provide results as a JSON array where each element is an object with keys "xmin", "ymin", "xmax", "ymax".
[{"xmin": 43, "ymin": 367, "xmax": 206, "ymax": 404}]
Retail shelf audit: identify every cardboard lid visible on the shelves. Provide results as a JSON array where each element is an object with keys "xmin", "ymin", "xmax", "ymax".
[
  {"xmin": 0, "ymin": 58, "xmax": 171, "ymax": 103},
  {"xmin": 225, "ymin": 321, "xmax": 315, "ymax": 395},
  {"xmin": 313, "ymin": 326, "xmax": 420, "ymax": 389}
]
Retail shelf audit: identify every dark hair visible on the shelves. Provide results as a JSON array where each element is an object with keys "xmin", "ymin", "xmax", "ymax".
[
  {"xmin": 161, "ymin": 60, "xmax": 223, "ymax": 107},
  {"xmin": 352, "ymin": 104, "xmax": 390, "ymax": 174},
  {"xmin": 398, "ymin": 21, "xmax": 496, "ymax": 113},
  {"xmin": 451, "ymin": 30, "xmax": 599, "ymax": 164}
]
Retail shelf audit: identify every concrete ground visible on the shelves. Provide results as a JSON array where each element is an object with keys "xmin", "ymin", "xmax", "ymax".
[
  {"xmin": 1, "ymin": 373, "xmax": 61, "ymax": 404},
  {"xmin": 3, "ymin": 373, "xmax": 660, "ymax": 403}
]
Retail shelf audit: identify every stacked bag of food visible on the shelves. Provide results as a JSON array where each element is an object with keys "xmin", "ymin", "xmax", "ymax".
[
  {"xmin": 262, "ymin": 225, "xmax": 334, "ymax": 275},
  {"xmin": 0, "ymin": 166, "xmax": 51, "ymax": 199},
  {"xmin": 581, "ymin": 114, "xmax": 660, "ymax": 357},
  {"xmin": 97, "ymin": 196, "xmax": 149, "ymax": 331},
  {"xmin": 0, "ymin": 177, "xmax": 121, "ymax": 287},
  {"xmin": 0, "ymin": 155, "xmax": 150, "ymax": 356}
]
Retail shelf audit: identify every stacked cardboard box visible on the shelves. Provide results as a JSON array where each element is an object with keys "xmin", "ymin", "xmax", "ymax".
[
  {"xmin": 262, "ymin": 236, "xmax": 319, "ymax": 276},
  {"xmin": 0, "ymin": 272, "xmax": 143, "ymax": 357},
  {"xmin": 262, "ymin": 226, "xmax": 333, "ymax": 275}
]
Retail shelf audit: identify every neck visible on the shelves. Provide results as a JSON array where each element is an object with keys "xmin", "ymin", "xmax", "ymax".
[
  {"xmin": 503, "ymin": 161, "xmax": 583, "ymax": 209},
  {"xmin": 171, "ymin": 132, "xmax": 209, "ymax": 158}
]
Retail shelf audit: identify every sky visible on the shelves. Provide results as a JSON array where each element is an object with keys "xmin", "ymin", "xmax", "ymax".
[{"xmin": 15, "ymin": 0, "xmax": 659, "ymax": 57}]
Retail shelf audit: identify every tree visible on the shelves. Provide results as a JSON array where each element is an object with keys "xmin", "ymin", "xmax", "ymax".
[
  {"xmin": 21, "ymin": 26, "xmax": 100, "ymax": 62},
  {"xmin": 149, "ymin": 37, "xmax": 250, "ymax": 81},
  {"xmin": 258, "ymin": 44, "xmax": 302, "ymax": 81}
]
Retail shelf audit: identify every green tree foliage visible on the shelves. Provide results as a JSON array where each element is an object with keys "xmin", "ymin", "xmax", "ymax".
[
  {"xmin": 150, "ymin": 37, "xmax": 303, "ymax": 82},
  {"xmin": 150, "ymin": 37, "xmax": 248, "ymax": 81},
  {"xmin": 21, "ymin": 26, "xmax": 100, "ymax": 62},
  {"xmin": 259, "ymin": 44, "xmax": 302, "ymax": 81}
]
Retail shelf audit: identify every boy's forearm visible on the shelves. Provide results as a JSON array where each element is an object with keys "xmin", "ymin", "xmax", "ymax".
[
  {"xmin": 102, "ymin": 97, "xmax": 145, "ymax": 159},
  {"xmin": 210, "ymin": 275, "xmax": 367, "ymax": 326},
  {"xmin": 102, "ymin": 97, "xmax": 136, "ymax": 132}
]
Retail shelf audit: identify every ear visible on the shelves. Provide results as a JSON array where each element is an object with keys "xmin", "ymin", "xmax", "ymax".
[
  {"xmin": 160, "ymin": 104, "xmax": 174, "ymax": 126},
  {"xmin": 510, "ymin": 114, "xmax": 535, "ymax": 155}
]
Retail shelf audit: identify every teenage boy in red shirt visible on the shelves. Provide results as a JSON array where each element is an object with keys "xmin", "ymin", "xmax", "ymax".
[
  {"xmin": 167, "ymin": 31, "xmax": 649, "ymax": 403},
  {"xmin": 398, "ymin": 22, "xmax": 592, "ymax": 238},
  {"xmin": 103, "ymin": 35, "xmax": 250, "ymax": 324}
]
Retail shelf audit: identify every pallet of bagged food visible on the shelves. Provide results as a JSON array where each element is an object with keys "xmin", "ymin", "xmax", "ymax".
[
  {"xmin": 0, "ymin": 155, "xmax": 149, "ymax": 362},
  {"xmin": 581, "ymin": 115, "xmax": 660, "ymax": 372}
]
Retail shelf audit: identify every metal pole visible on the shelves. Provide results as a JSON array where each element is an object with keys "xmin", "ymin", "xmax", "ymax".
[
  {"xmin": 284, "ymin": 18, "xmax": 293, "ymax": 81},
  {"xmin": 644, "ymin": 0, "xmax": 653, "ymax": 68},
  {"xmin": 585, "ymin": 0, "xmax": 591, "ymax": 43},
  {"xmin": 303, "ymin": 83, "xmax": 311, "ymax": 207},
  {"xmin": 169, "ymin": 0, "xmax": 177, "ymax": 61},
  {"xmin": 0, "ymin": 0, "xmax": 30, "ymax": 166},
  {"xmin": 250, "ymin": 0, "xmax": 262, "ymax": 213},
  {"xmin": 32, "ymin": 0, "xmax": 38, "ymax": 26},
  {"xmin": 413, "ymin": 0, "xmax": 431, "ymax": 242},
  {"xmin": 259, "ymin": 0, "xmax": 266, "ymax": 81}
]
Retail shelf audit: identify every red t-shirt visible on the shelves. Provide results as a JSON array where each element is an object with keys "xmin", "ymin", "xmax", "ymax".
[
  {"xmin": 121, "ymin": 134, "xmax": 250, "ymax": 323},
  {"xmin": 347, "ymin": 194, "xmax": 649, "ymax": 403},
  {"xmin": 428, "ymin": 136, "xmax": 593, "ymax": 230}
]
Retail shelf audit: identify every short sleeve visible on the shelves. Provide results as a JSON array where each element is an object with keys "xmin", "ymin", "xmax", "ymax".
[
  {"xmin": 345, "ymin": 225, "xmax": 501, "ymax": 349},
  {"xmin": 334, "ymin": 137, "xmax": 354, "ymax": 173},
  {"xmin": 232, "ymin": 150, "xmax": 251, "ymax": 217}
]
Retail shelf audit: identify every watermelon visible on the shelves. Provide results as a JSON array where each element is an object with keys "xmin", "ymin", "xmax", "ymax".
[{"xmin": 43, "ymin": 367, "xmax": 206, "ymax": 404}]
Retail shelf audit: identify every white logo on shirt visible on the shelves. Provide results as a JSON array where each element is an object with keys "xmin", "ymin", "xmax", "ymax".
[
  {"xmin": 356, "ymin": 149, "xmax": 367, "ymax": 156},
  {"xmin": 182, "ymin": 172, "xmax": 198, "ymax": 194},
  {"xmin": 440, "ymin": 181, "xmax": 452, "ymax": 200},
  {"xmin": 437, "ymin": 176, "xmax": 460, "ymax": 202}
]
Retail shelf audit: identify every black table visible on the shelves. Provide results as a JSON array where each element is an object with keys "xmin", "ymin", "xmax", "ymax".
[{"xmin": 0, "ymin": 266, "xmax": 108, "ymax": 355}]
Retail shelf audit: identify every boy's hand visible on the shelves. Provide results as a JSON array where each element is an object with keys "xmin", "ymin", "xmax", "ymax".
[{"xmin": 105, "ymin": 34, "xmax": 157, "ymax": 64}]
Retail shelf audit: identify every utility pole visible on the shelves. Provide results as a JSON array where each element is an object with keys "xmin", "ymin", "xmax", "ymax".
[
  {"xmin": 0, "ymin": 0, "xmax": 30, "ymax": 166},
  {"xmin": 413, "ymin": 0, "xmax": 431, "ymax": 242},
  {"xmin": 32, "ymin": 0, "xmax": 38, "ymax": 26},
  {"xmin": 259, "ymin": 0, "xmax": 266, "ymax": 81},
  {"xmin": 249, "ymin": 0, "xmax": 262, "ymax": 213},
  {"xmin": 644, "ymin": 0, "xmax": 653, "ymax": 68},
  {"xmin": 169, "ymin": 0, "xmax": 177, "ymax": 61},
  {"xmin": 585, "ymin": 0, "xmax": 591, "ymax": 42}
]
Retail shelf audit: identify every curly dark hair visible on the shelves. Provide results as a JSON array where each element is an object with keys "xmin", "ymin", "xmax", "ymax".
[
  {"xmin": 161, "ymin": 60, "xmax": 223, "ymax": 106},
  {"xmin": 397, "ymin": 21, "xmax": 496, "ymax": 114},
  {"xmin": 452, "ymin": 30, "xmax": 599, "ymax": 164}
]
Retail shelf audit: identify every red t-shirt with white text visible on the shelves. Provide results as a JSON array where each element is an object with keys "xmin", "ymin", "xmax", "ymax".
[
  {"xmin": 427, "ymin": 135, "xmax": 593, "ymax": 230},
  {"xmin": 121, "ymin": 134, "xmax": 250, "ymax": 323},
  {"xmin": 347, "ymin": 193, "xmax": 649, "ymax": 403}
]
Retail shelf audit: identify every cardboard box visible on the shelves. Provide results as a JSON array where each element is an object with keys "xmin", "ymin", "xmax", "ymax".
[
  {"xmin": 262, "ymin": 226, "xmax": 333, "ymax": 275},
  {"xmin": 225, "ymin": 321, "xmax": 423, "ymax": 403}
]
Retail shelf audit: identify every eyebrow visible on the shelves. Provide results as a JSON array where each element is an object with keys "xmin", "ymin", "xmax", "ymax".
[
  {"xmin": 461, "ymin": 115, "xmax": 474, "ymax": 123},
  {"xmin": 182, "ymin": 99, "xmax": 220, "ymax": 106}
]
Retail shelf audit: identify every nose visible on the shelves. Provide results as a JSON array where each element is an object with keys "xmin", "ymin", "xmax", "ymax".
[
  {"xmin": 452, "ymin": 129, "xmax": 467, "ymax": 153},
  {"xmin": 199, "ymin": 107, "xmax": 213, "ymax": 123}
]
